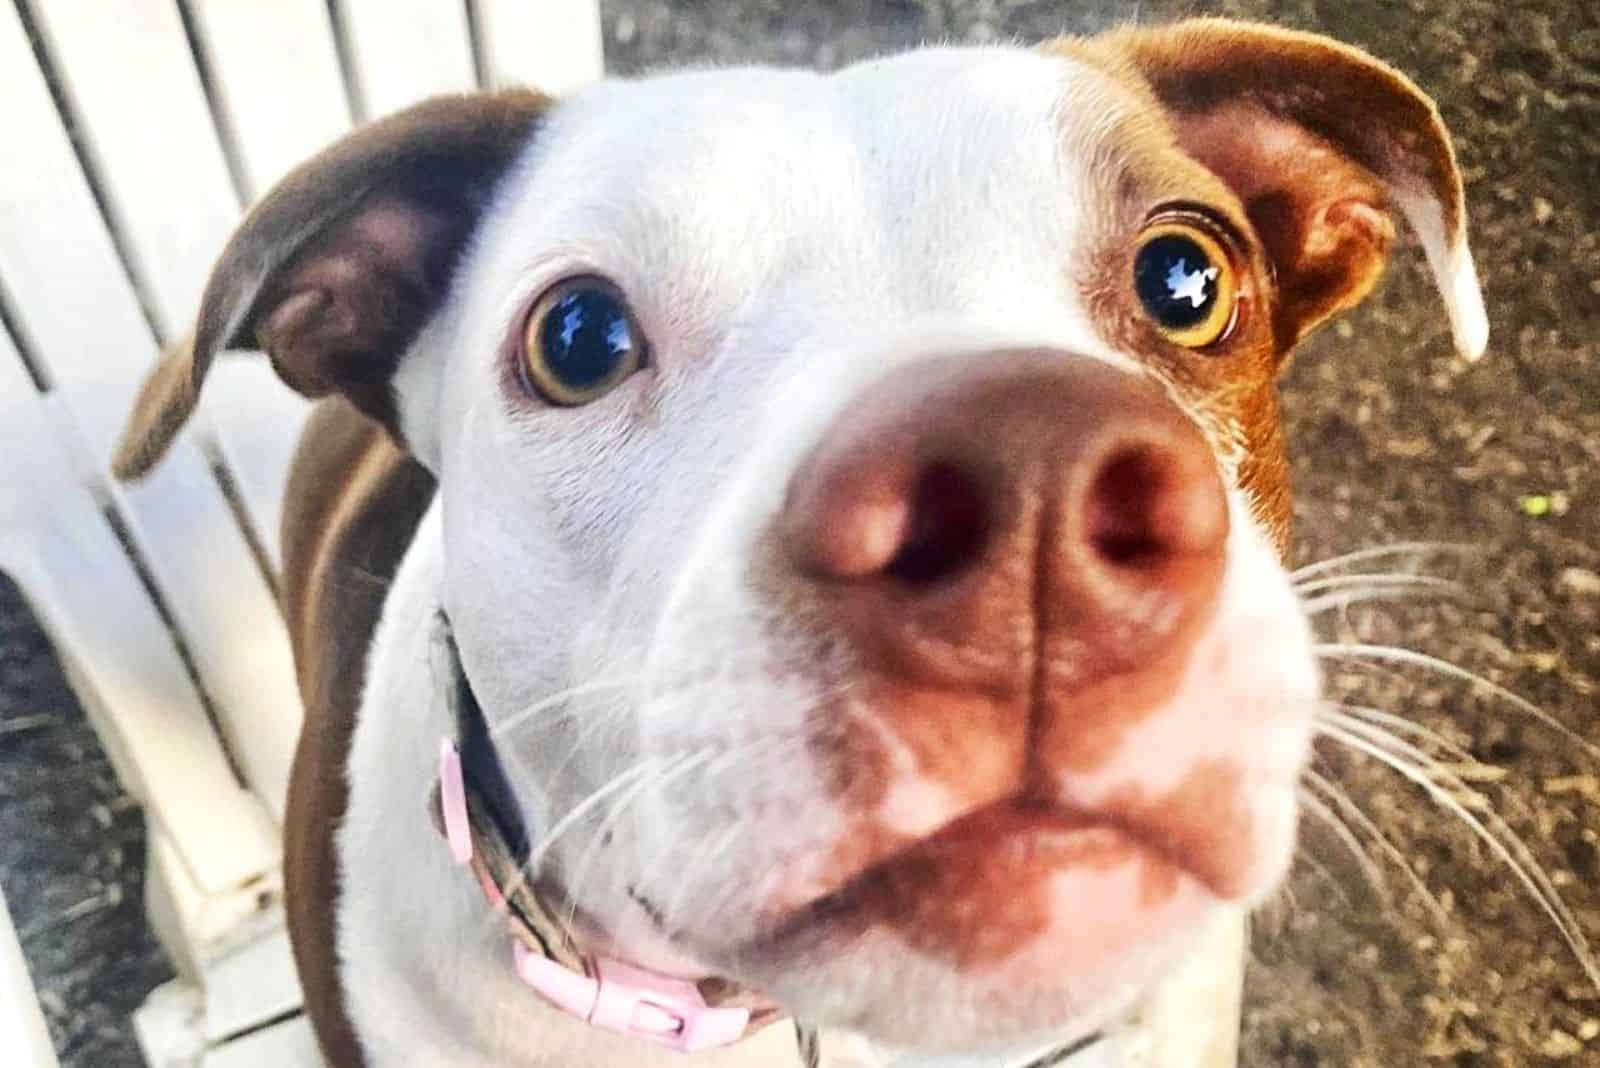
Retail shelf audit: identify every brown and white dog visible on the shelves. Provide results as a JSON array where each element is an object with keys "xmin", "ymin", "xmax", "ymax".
[{"xmin": 114, "ymin": 17, "xmax": 1486, "ymax": 1068}]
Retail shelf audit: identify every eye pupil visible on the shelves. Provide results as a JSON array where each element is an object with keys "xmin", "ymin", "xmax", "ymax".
[
  {"xmin": 1135, "ymin": 234, "xmax": 1220, "ymax": 331},
  {"xmin": 538, "ymin": 288, "xmax": 635, "ymax": 392}
]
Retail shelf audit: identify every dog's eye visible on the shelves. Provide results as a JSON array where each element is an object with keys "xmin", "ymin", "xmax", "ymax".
[
  {"xmin": 1133, "ymin": 218, "xmax": 1239, "ymax": 350},
  {"xmin": 520, "ymin": 277, "xmax": 646, "ymax": 405}
]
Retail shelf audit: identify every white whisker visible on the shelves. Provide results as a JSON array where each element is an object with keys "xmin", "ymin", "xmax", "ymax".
[
  {"xmin": 1292, "ymin": 843, "xmax": 1352, "ymax": 908},
  {"xmin": 1290, "ymin": 542, "xmax": 1476, "ymax": 584},
  {"xmin": 525, "ymin": 758, "xmax": 668, "ymax": 876},
  {"xmin": 1297, "ymin": 781, "xmax": 1391, "ymax": 907},
  {"xmin": 561, "ymin": 748, "xmax": 718, "ymax": 932},
  {"xmin": 1303, "ymin": 588, "xmax": 1444, "ymax": 617},
  {"xmin": 1304, "ymin": 765, "xmax": 1450, "ymax": 928},
  {"xmin": 1315, "ymin": 643, "xmax": 1600, "ymax": 760},
  {"xmin": 1315, "ymin": 719, "xmax": 1599, "ymax": 987},
  {"xmin": 1325, "ymin": 703, "xmax": 1474, "ymax": 762},
  {"xmin": 491, "ymin": 677, "xmax": 639, "ymax": 740},
  {"xmin": 1295, "ymin": 572, "xmax": 1463, "ymax": 597},
  {"xmin": 659, "ymin": 823, "xmax": 747, "ymax": 940}
]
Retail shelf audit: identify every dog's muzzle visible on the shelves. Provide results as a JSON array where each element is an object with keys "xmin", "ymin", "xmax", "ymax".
[{"xmin": 426, "ymin": 613, "xmax": 1112, "ymax": 1063}]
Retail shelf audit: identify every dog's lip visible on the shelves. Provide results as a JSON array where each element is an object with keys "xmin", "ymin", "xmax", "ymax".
[{"xmin": 734, "ymin": 798, "xmax": 1210, "ymax": 960}]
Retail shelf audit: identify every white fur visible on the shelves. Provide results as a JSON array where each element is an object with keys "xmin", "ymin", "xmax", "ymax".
[
  {"xmin": 331, "ymin": 45, "xmax": 1359, "ymax": 1066},
  {"xmin": 1395, "ymin": 191, "xmax": 1489, "ymax": 361}
]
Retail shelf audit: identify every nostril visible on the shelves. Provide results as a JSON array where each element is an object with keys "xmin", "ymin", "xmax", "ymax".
[
  {"xmin": 1087, "ymin": 443, "xmax": 1227, "ymax": 574},
  {"xmin": 884, "ymin": 461, "xmax": 992, "ymax": 586}
]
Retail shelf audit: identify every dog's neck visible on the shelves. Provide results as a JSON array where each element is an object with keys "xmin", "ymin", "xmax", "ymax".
[{"xmin": 429, "ymin": 612, "xmax": 786, "ymax": 1053}]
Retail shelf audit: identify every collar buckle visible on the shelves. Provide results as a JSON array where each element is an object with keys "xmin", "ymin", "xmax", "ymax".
[{"xmin": 513, "ymin": 943, "xmax": 752, "ymax": 1052}]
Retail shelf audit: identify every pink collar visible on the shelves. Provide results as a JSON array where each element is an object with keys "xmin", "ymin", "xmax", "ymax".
[{"xmin": 439, "ymin": 739, "xmax": 759, "ymax": 1053}]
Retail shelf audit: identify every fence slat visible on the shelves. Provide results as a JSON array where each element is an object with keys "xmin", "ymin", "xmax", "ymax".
[
  {"xmin": 202, "ymin": 1015, "xmax": 322, "ymax": 1068},
  {"xmin": 475, "ymin": 0, "xmax": 605, "ymax": 94},
  {"xmin": 21, "ymin": 0, "xmax": 241, "ymax": 341},
  {"xmin": 0, "ymin": 3, "xmax": 303, "ymax": 824},
  {"xmin": 335, "ymin": 0, "xmax": 476, "ymax": 117},
  {"xmin": 0, "ymin": 336, "xmax": 277, "ymax": 900},
  {"xmin": 186, "ymin": 0, "xmax": 354, "ymax": 198},
  {"xmin": 199, "ymin": 362, "xmax": 310, "ymax": 578},
  {"xmin": 0, "ymin": 885, "xmax": 59, "ymax": 1068},
  {"xmin": 202, "ymin": 927, "xmax": 301, "ymax": 1044}
]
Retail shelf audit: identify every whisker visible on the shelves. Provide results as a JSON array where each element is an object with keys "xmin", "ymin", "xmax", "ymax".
[
  {"xmin": 648, "ymin": 734, "xmax": 812, "ymax": 928},
  {"xmin": 524, "ymin": 758, "xmax": 669, "ymax": 877},
  {"xmin": 1294, "ymin": 573, "xmax": 1463, "ymax": 597},
  {"xmin": 1321, "ymin": 704, "xmax": 1535, "ymax": 809},
  {"xmin": 1324, "ymin": 703, "xmax": 1474, "ymax": 763},
  {"xmin": 1304, "ymin": 765, "xmax": 1451, "ymax": 929},
  {"xmin": 491, "ymin": 677, "xmax": 640, "ymax": 740},
  {"xmin": 1303, "ymin": 587, "xmax": 1452, "ymax": 618},
  {"xmin": 1290, "ymin": 542, "xmax": 1477, "ymax": 584},
  {"xmin": 1297, "ymin": 781, "xmax": 1392, "ymax": 908},
  {"xmin": 560, "ymin": 748, "xmax": 719, "ymax": 932},
  {"xmin": 1316, "ymin": 720, "xmax": 1600, "ymax": 987},
  {"xmin": 1315, "ymin": 643, "xmax": 1600, "ymax": 761},
  {"xmin": 1298, "ymin": 573, "xmax": 1465, "ymax": 617},
  {"xmin": 658, "ymin": 822, "xmax": 747, "ymax": 940},
  {"xmin": 1292, "ymin": 843, "xmax": 1352, "ymax": 909}
]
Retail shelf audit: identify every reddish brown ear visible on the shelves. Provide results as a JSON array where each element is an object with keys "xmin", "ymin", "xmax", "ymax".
[
  {"xmin": 113, "ymin": 89, "xmax": 548, "ymax": 480},
  {"xmin": 1081, "ymin": 18, "xmax": 1487, "ymax": 360}
]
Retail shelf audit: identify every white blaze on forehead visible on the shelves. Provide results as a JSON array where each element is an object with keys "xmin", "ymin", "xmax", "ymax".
[{"xmin": 450, "ymin": 46, "xmax": 1135, "ymax": 389}]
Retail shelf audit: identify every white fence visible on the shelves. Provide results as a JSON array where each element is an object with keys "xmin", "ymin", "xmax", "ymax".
[{"xmin": 0, "ymin": 3, "xmax": 601, "ymax": 1064}]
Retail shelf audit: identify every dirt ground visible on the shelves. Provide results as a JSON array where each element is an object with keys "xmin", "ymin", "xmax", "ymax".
[{"xmin": 2, "ymin": 1, "xmax": 1597, "ymax": 1065}]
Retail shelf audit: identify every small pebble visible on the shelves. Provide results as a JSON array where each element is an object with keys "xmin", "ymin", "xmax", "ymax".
[
  {"xmin": 1540, "ymin": 1029, "xmax": 1581, "ymax": 1058},
  {"xmin": 1558, "ymin": 568, "xmax": 1600, "ymax": 597}
]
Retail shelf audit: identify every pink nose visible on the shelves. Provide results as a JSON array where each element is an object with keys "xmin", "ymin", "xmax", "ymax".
[{"xmin": 782, "ymin": 350, "xmax": 1229, "ymax": 691}]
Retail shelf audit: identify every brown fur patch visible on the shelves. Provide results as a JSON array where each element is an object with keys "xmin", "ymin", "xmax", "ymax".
[
  {"xmin": 835, "ymin": 808, "xmax": 1163, "ymax": 970},
  {"xmin": 1044, "ymin": 45, "xmax": 1292, "ymax": 542},
  {"xmin": 280, "ymin": 401, "xmax": 436, "ymax": 1068},
  {"xmin": 1046, "ymin": 18, "xmax": 1471, "ymax": 548},
  {"xmin": 1104, "ymin": 759, "xmax": 1255, "ymax": 899}
]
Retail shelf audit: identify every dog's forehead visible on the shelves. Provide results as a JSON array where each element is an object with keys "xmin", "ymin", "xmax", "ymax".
[{"xmin": 487, "ymin": 48, "xmax": 1130, "ymax": 323}]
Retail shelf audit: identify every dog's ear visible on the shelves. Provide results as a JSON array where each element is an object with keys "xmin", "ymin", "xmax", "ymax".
[
  {"xmin": 113, "ymin": 89, "xmax": 549, "ymax": 480},
  {"xmin": 1063, "ymin": 18, "xmax": 1487, "ymax": 361}
]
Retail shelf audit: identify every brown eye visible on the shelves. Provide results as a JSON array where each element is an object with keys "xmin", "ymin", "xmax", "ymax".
[
  {"xmin": 1133, "ymin": 217, "xmax": 1240, "ymax": 349},
  {"xmin": 520, "ymin": 277, "xmax": 647, "ymax": 405}
]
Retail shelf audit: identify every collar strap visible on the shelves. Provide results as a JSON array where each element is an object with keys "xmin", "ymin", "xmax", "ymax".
[
  {"xmin": 440, "ymin": 740, "xmax": 757, "ymax": 1051},
  {"xmin": 430, "ymin": 614, "xmax": 774, "ymax": 1054}
]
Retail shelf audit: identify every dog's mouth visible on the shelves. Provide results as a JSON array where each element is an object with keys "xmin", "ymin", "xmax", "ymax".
[{"xmin": 734, "ymin": 797, "xmax": 1210, "ymax": 970}]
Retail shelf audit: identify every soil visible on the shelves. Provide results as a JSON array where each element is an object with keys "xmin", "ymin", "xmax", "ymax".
[{"xmin": 2, "ymin": 1, "xmax": 1597, "ymax": 1065}]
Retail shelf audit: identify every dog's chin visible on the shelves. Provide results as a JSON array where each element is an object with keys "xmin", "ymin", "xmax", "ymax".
[{"xmin": 693, "ymin": 803, "xmax": 1235, "ymax": 1052}]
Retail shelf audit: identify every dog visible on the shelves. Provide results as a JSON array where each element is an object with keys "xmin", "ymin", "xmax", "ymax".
[{"xmin": 112, "ymin": 16, "xmax": 1487, "ymax": 1068}]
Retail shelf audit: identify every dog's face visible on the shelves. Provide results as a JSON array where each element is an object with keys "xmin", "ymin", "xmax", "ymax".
[{"xmin": 118, "ymin": 19, "xmax": 1485, "ymax": 1056}]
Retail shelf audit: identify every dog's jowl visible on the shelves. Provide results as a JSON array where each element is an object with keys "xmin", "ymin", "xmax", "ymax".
[{"xmin": 115, "ymin": 17, "xmax": 1485, "ymax": 1068}]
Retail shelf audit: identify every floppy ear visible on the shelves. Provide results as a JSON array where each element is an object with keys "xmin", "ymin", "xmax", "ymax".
[
  {"xmin": 1070, "ymin": 18, "xmax": 1488, "ymax": 361},
  {"xmin": 113, "ymin": 89, "xmax": 549, "ymax": 480}
]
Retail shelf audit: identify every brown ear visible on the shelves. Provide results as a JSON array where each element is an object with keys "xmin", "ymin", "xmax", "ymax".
[
  {"xmin": 1072, "ymin": 18, "xmax": 1487, "ymax": 360},
  {"xmin": 113, "ymin": 89, "xmax": 549, "ymax": 480}
]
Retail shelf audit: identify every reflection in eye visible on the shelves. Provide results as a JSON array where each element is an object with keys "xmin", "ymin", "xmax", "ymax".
[
  {"xmin": 1132, "ymin": 222, "xmax": 1238, "ymax": 349},
  {"xmin": 521, "ymin": 279, "xmax": 647, "ymax": 405}
]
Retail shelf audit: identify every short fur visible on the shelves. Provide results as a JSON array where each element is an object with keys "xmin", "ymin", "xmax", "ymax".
[{"xmin": 116, "ymin": 19, "xmax": 1485, "ymax": 1068}]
